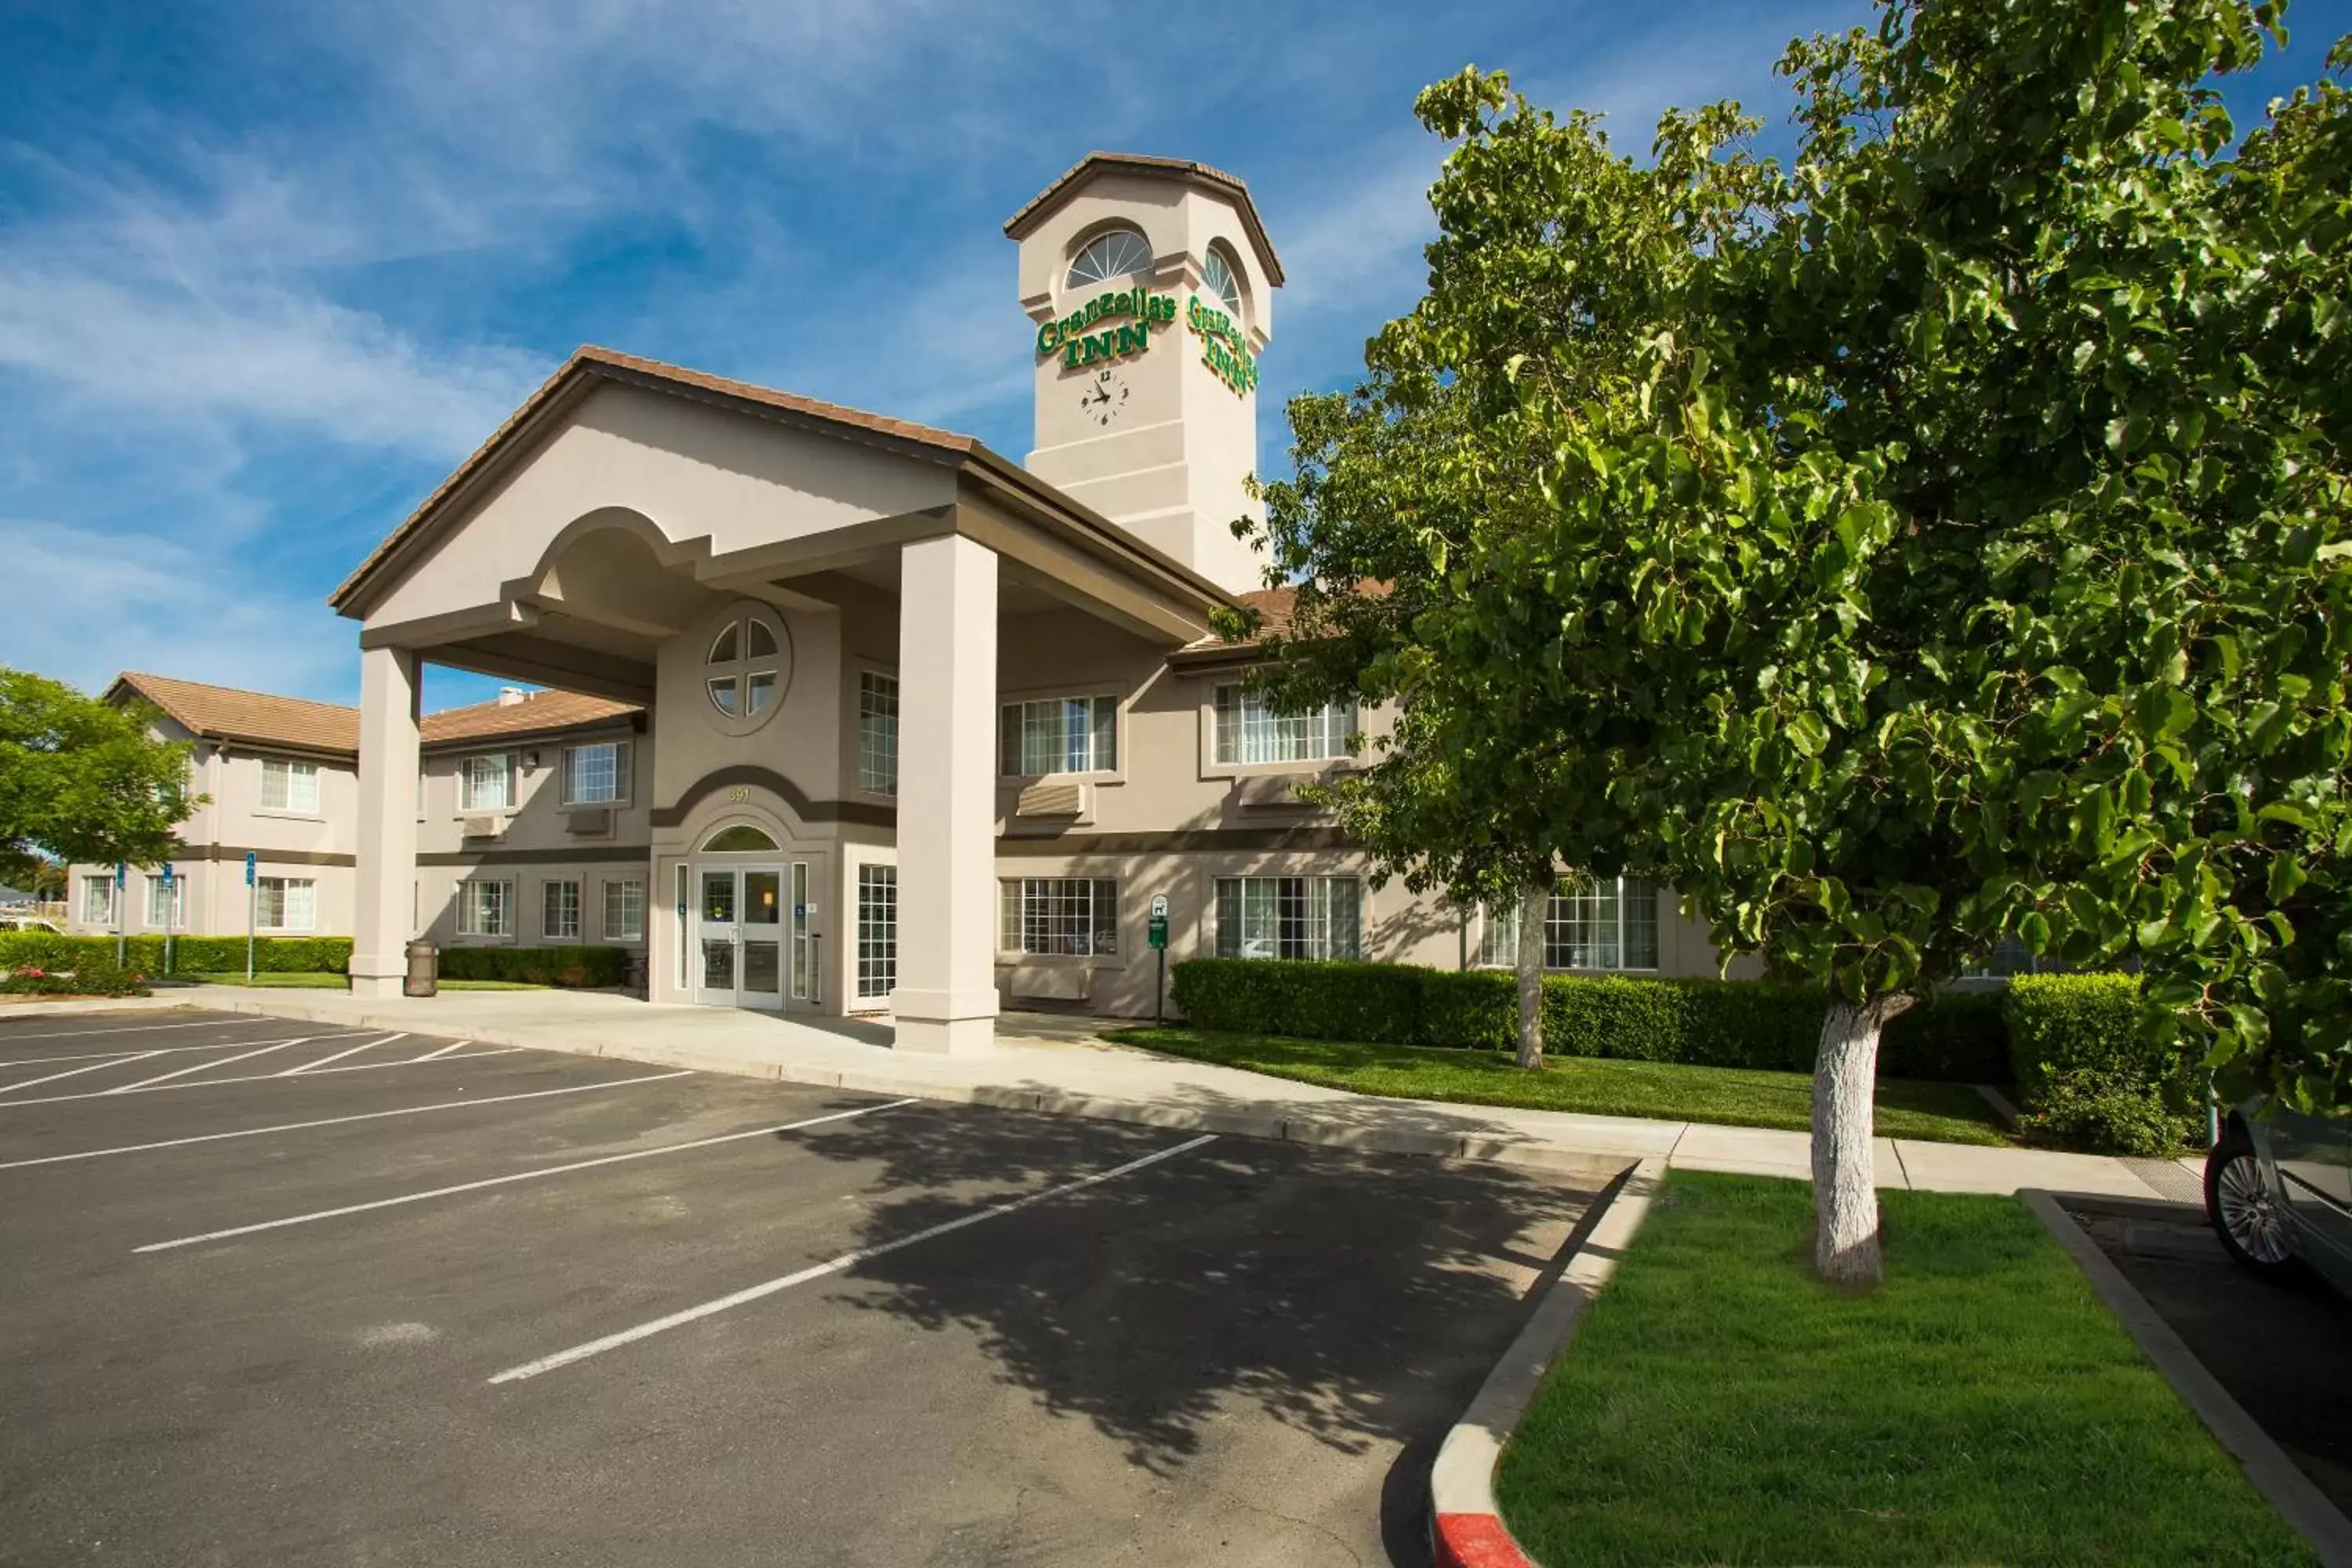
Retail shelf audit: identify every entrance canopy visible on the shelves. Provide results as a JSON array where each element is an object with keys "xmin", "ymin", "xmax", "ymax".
[{"xmin": 328, "ymin": 347, "xmax": 1236, "ymax": 699}]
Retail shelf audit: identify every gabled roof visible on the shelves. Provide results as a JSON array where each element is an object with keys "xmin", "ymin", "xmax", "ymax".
[
  {"xmin": 1004, "ymin": 151, "xmax": 1285, "ymax": 287},
  {"xmin": 107, "ymin": 673, "xmax": 639, "ymax": 759},
  {"xmin": 328, "ymin": 344, "xmax": 1238, "ymax": 622}
]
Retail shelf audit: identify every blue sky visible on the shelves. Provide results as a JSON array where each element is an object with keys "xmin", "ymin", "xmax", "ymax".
[{"xmin": 2, "ymin": 0, "xmax": 2344, "ymax": 713}]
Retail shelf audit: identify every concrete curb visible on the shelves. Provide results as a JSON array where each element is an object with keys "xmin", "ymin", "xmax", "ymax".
[
  {"xmin": 2024, "ymin": 1190, "xmax": 2352, "ymax": 1568},
  {"xmin": 176, "ymin": 992, "xmax": 1635, "ymax": 1182},
  {"xmin": 1428, "ymin": 1157, "xmax": 1663, "ymax": 1568}
]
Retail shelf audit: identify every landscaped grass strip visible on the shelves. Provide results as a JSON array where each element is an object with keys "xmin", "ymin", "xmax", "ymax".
[
  {"xmin": 1495, "ymin": 1171, "xmax": 2314, "ymax": 1566},
  {"xmin": 1102, "ymin": 1028, "xmax": 2010, "ymax": 1146}
]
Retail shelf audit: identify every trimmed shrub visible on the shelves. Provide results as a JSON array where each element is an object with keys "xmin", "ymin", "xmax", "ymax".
[
  {"xmin": 0, "ymin": 932, "xmax": 353, "ymax": 975},
  {"xmin": 2005, "ymin": 974, "xmax": 2201, "ymax": 1155},
  {"xmin": 2, "ymin": 959, "xmax": 150, "ymax": 997},
  {"xmin": 1170, "ymin": 957, "xmax": 2020, "ymax": 1083},
  {"xmin": 436, "ymin": 945, "xmax": 630, "ymax": 988}
]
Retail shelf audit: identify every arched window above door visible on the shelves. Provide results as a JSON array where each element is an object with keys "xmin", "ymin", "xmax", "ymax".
[{"xmin": 702, "ymin": 824, "xmax": 779, "ymax": 853}]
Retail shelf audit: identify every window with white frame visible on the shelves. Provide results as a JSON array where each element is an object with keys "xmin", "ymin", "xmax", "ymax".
[
  {"xmin": 456, "ymin": 878, "xmax": 511, "ymax": 938},
  {"xmin": 1213, "ymin": 876, "xmax": 1361, "ymax": 960},
  {"xmin": 460, "ymin": 753, "xmax": 516, "ymax": 812},
  {"xmin": 144, "ymin": 873, "xmax": 185, "ymax": 929},
  {"xmin": 1000, "ymin": 877, "xmax": 1118, "ymax": 957},
  {"xmin": 255, "ymin": 876, "xmax": 316, "ymax": 932},
  {"xmin": 706, "ymin": 612, "xmax": 783, "ymax": 719},
  {"xmin": 561, "ymin": 741, "xmax": 630, "ymax": 806},
  {"xmin": 1212, "ymin": 685, "xmax": 1356, "ymax": 766},
  {"xmin": 542, "ymin": 879, "xmax": 582, "ymax": 941},
  {"xmin": 1202, "ymin": 246, "xmax": 1244, "ymax": 319},
  {"xmin": 1480, "ymin": 877, "xmax": 1661, "ymax": 971},
  {"xmin": 1000, "ymin": 695, "xmax": 1117, "ymax": 777},
  {"xmin": 81, "ymin": 873, "xmax": 116, "ymax": 925},
  {"xmin": 1065, "ymin": 227, "xmax": 1152, "ymax": 290},
  {"xmin": 259, "ymin": 756, "xmax": 321, "ymax": 813},
  {"xmin": 858, "ymin": 672, "xmax": 898, "ymax": 794},
  {"xmin": 602, "ymin": 878, "xmax": 646, "ymax": 942},
  {"xmin": 856, "ymin": 865, "xmax": 897, "ymax": 1000}
]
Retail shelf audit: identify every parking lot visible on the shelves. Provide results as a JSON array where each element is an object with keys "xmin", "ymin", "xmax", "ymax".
[{"xmin": 0, "ymin": 1009, "xmax": 1602, "ymax": 1566}]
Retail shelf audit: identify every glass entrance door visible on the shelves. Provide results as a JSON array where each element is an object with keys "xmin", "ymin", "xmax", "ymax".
[{"xmin": 695, "ymin": 865, "xmax": 785, "ymax": 1011}]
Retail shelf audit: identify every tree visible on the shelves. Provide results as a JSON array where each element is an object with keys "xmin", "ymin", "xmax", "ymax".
[
  {"xmin": 0, "ymin": 668, "xmax": 200, "ymax": 870},
  {"xmin": 1249, "ymin": 0, "xmax": 2351, "ymax": 1286}
]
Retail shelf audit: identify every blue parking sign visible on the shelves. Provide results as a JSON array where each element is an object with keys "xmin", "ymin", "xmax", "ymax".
[{"xmin": 245, "ymin": 851, "xmax": 257, "ymax": 887}]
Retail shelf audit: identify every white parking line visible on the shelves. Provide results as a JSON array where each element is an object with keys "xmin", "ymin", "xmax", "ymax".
[
  {"xmin": 0, "ymin": 1070, "xmax": 697, "ymax": 1170},
  {"xmin": 0, "ymin": 1033, "xmax": 369, "ymax": 1069},
  {"xmin": 106, "ymin": 1039, "xmax": 308, "ymax": 1091},
  {"xmin": 278, "ymin": 1036, "xmax": 403, "ymax": 1076},
  {"xmin": 486, "ymin": 1132, "xmax": 1219, "ymax": 1386},
  {"xmin": 0, "ymin": 1051, "xmax": 162, "ymax": 1094},
  {"xmin": 0, "ymin": 1017, "xmax": 292, "ymax": 1042},
  {"xmin": 305, "ymin": 1050, "xmax": 522, "ymax": 1074},
  {"xmin": 410, "ymin": 1040, "xmax": 468, "ymax": 1062},
  {"xmin": 136, "ymin": 1098, "xmax": 916, "ymax": 1253},
  {"xmin": 0, "ymin": 1048, "xmax": 528, "ymax": 1108}
]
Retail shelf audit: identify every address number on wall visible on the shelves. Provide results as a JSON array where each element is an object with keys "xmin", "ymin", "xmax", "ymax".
[{"xmin": 724, "ymin": 786, "xmax": 750, "ymax": 803}]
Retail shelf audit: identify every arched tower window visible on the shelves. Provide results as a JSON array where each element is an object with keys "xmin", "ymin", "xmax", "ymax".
[
  {"xmin": 1065, "ymin": 227, "xmax": 1152, "ymax": 291},
  {"xmin": 1202, "ymin": 246, "xmax": 1244, "ymax": 320}
]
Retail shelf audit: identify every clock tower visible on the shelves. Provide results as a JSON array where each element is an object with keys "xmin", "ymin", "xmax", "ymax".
[{"xmin": 1005, "ymin": 153, "xmax": 1281, "ymax": 596}]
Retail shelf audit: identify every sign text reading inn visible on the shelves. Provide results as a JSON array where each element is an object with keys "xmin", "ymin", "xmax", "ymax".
[{"xmin": 1038, "ymin": 289, "xmax": 1178, "ymax": 369}]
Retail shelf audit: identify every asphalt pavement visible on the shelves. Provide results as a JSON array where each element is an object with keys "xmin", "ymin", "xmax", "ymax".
[{"xmin": 0, "ymin": 1009, "xmax": 1601, "ymax": 1566}]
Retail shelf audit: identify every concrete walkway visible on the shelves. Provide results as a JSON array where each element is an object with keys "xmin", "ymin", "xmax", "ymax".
[{"xmin": 165, "ymin": 984, "xmax": 2180, "ymax": 1200}]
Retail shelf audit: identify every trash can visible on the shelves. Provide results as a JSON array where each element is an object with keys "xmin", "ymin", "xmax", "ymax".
[{"xmin": 404, "ymin": 938, "xmax": 438, "ymax": 998}]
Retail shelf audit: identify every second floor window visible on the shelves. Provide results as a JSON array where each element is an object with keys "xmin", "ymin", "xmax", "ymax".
[
  {"xmin": 260, "ymin": 757, "xmax": 321, "ymax": 813},
  {"xmin": 460, "ymin": 753, "xmax": 515, "ymax": 812},
  {"xmin": 858, "ymin": 672, "xmax": 898, "ymax": 794},
  {"xmin": 1001, "ymin": 695, "xmax": 1116, "ymax": 777},
  {"xmin": 562, "ymin": 741, "xmax": 630, "ymax": 806},
  {"xmin": 1213, "ymin": 686, "xmax": 1356, "ymax": 766}
]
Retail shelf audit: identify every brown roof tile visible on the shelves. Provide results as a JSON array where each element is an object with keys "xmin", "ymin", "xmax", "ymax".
[
  {"xmin": 107, "ymin": 673, "xmax": 638, "ymax": 757},
  {"xmin": 1003, "ymin": 151, "xmax": 1285, "ymax": 285}
]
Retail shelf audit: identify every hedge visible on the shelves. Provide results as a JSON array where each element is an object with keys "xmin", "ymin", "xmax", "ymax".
[
  {"xmin": 0, "ymin": 932, "xmax": 352, "ymax": 975},
  {"xmin": 1166, "ymin": 958, "xmax": 2009, "ymax": 1083},
  {"xmin": 2, "ymin": 957, "xmax": 149, "ymax": 997},
  {"xmin": 435, "ymin": 945, "xmax": 630, "ymax": 988},
  {"xmin": 2005, "ymin": 974, "xmax": 2201, "ymax": 1156}
]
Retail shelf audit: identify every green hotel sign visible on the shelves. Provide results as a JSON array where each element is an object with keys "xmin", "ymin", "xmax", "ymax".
[
  {"xmin": 1038, "ymin": 289, "xmax": 1178, "ymax": 368},
  {"xmin": 1185, "ymin": 296, "xmax": 1258, "ymax": 397},
  {"xmin": 1034, "ymin": 285, "xmax": 1260, "ymax": 398}
]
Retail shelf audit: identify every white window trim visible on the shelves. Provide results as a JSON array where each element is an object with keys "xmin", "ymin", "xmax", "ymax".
[
  {"xmin": 143, "ymin": 873, "xmax": 187, "ymax": 931},
  {"xmin": 998, "ymin": 690, "xmax": 1122, "ymax": 781},
  {"xmin": 458, "ymin": 752, "xmax": 518, "ymax": 815},
  {"xmin": 1201, "ymin": 682, "xmax": 1359, "ymax": 777},
  {"xmin": 454, "ymin": 877, "xmax": 517, "ymax": 942},
  {"xmin": 256, "ymin": 754, "xmax": 325, "ymax": 818},
  {"xmin": 996, "ymin": 876, "xmax": 1123, "ymax": 964},
  {"xmin": 541, "ymin": 878, "xmax": 583, "ymax": 942},
  {"xmin": 253, "ymin": 875, "xmax": 318, "ymax": 934},
  {"xmin": 601, "ymin": 877, "xmax": 647, "ymax": 944},
  {"xmin": 855, "ymin": 666, "xmax": 900, "ymax": 798},
  {"xmin": 1477, "ymin": 877, "xmax": 1664, "ymax": 974},
  {"xmin": 559, "ymin": 739, "xmax": 633, "ymax": 808}
]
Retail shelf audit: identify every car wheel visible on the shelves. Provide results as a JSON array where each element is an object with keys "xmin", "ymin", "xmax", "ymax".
[{"xmin": 2205, "ymin": 1132, "xmax": 2304, "ymax": 1285}]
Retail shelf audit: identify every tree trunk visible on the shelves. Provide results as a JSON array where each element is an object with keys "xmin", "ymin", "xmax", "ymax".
[
  {"xmin": 1514, "ymin": 879, "xmax": 1550, "ymax": 1069},
  {"xmin": 1811, "ymin": 991, "xmax": 1916, "ymax": 1288}
]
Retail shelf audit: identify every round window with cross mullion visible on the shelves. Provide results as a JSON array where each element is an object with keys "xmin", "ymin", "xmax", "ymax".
[{"xmin": 702, "ymin": 605, "xmax": 790, "ymax": 732}]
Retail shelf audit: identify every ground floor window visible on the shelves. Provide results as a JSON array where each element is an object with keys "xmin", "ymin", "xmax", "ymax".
[
  {"xmin": 1000, "ymin": 877, "xmax": 1116, "ymax": 956},
  {"xmin": 602, "ymin": 878, "xmax": 645, "ymax": 942},
  {"xmin": 256, "ymin": 876, "xmax": 317, "ymax": 933},
  {"xmin": 81, "ymin": 873, "xmax": 115, "ymax": 925},
  {"xmin": 456, "ymin": 878, "xmax": 510, "ymax": 939},
  {"xmin": 144, "ymin": 873, "xmax": 184, "ymax": 929},
  {"xmin": 542, "ymin": 879, "xmax": 581, "ymax": 941},
  {"xmin": 1213, "ymin": 876, "xmax": 1360, "ymax": 960},
  {"xmin": 1480, "ymin": 877, "xmax": 1661, "ymax": 971},
  {"xmin": 857, "ymin": 864, "xmax": 897, "ymax": 1000}
]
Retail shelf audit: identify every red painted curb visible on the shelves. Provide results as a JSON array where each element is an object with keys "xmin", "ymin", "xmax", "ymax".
[{"xmin": 1432, "ymin": 1512, "xmax": 1534, "ymax": 1568}]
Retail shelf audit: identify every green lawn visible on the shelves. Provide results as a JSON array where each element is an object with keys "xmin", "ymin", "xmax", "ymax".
[
  {"xmin": 1100, "ymin": 1027, "xmax": 2010, "ymax": 1145},
  {"xmin": 181, "ymin": 971, "xmax": 548, "ymax": 992},
  {"xmin": 1497, "ymin": 1171, "xmax": 2311, "ymax": 1566}
]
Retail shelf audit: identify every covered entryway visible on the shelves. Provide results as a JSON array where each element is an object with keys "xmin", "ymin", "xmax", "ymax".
[{"xmin": 692, "ymin": 826, "xmax": 819, "ymax": 1012}]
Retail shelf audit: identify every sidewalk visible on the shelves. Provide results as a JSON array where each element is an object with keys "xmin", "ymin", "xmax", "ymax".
[{"xmin": 176, "ymin": 984, "xmax": 2180, "ymax": 1200}]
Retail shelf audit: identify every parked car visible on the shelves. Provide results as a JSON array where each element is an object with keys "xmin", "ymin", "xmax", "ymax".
[
  {"xmin": 0, "ymin": 913, "xmax": 61, "ymax": 934},
  {"xmin": 2205, "ymin": 1100, "xmax": 2352, "ymax": 1297}
]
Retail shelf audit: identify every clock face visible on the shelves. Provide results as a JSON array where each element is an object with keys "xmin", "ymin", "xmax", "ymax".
[{"xmin": 1080, "ymin": 366, "xmax": 1131, "ymax": 426}]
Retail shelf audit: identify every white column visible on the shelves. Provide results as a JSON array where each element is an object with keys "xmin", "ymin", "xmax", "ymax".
[
  {"xmin": 891, "ymin": 533, "xmax": 999, "ymax": 1053},
  {"xmin": 350, "ymin": 644, "xmax": 421, "ymax": 998}
]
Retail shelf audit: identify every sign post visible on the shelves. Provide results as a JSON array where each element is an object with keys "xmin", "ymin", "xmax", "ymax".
[
  {"xmin": 245, "ymin": 851, "xmax": 258, "ymax": 982},
  {"xmin": 114, "ymin": 862, "xmax": 126, "ymax": 969},
  {"xmin": 160, "ymin": 862, "xmax": 176, "ymax": 975},
  {"xmin": 1147, "ymin": 894, "xmax": 1170, "ymax": 1026}
]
